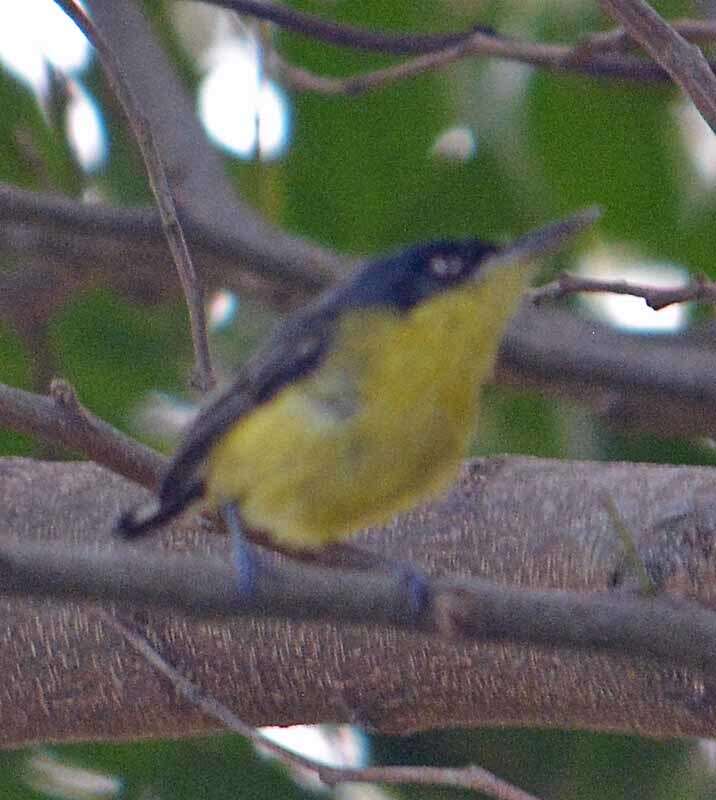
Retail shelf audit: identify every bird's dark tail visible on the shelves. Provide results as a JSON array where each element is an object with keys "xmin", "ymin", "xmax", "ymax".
[{"xmin": 114, "ymin": 479, "xmax": 205, "ymax": 539}]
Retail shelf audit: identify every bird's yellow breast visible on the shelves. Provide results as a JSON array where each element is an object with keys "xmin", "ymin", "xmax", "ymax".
[{"xmin": 206, "ymin": 264, "xmax": 531, "ymax": 549}]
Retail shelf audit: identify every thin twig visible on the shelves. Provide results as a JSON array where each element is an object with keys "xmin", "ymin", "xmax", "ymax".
[
  {"xmin": 270, "ymin": 37, "xmax": 484, "ymax": 96},
  {"xmin": 208, "ymin": 0, "xmax": 716, "ymax": 72},
  {"xmin": 103, "ymin": 610, "xmax": 542, "ymax": 800},
  {"xmin": 599, "ymin": 0, "xmax": 716, "ymax": 133},
  {"xmin": 532, "ymin": 272, "xmax": 716, "ymax": 310},
  {"xmin": 207, "ymin": 0, "xmax": 486, "ymax": 54},
  {"xmin": 270, "ymin": 25, "xmax": 711, "ymax": 95},
  {"xmin": 317, "ymin": 766, "xmax": 543, "ymax": 800},
  {"xmin": 53, "ymin": 0, "xmax": 215, "ymax": 392},
  {"xmin": 570, "ymin": 17, "xmax": 716, "ymax": 56},
  {"xmin": 2, "ymin": 535, "xmax": 716, "ymax": 673},
  {"xmin": 0, "ymin": 379, "xmax": 165, "ymax": 489}
]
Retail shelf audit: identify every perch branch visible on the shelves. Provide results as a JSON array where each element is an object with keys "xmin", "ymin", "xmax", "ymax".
[{"xmin": 2, "ymin": 534, "xmax": 716, "ymax": 673}]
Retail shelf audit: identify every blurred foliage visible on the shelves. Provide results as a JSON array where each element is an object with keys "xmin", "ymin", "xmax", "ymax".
[
  {"xmin": 51, "ymin": 289, "xmax": 187, "ymax": 422},
  {"xmin": 0, "ymin": 323, "xmax": 33, "ymax": 455},
  {"xmin": 1, "ymin": 0, "xmax": 716, "ymax": 798},
  {"xmin": 0, "ymin": 736, "xmax": 317, "ymax": 800},
  {"xmin": 375, "ymin": 728, "xmax": 698, "ymax": 800}
]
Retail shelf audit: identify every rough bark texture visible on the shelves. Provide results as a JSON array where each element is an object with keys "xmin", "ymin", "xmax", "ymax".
[{"xmin": 2, "ymin": 455, "xmax": 716, "ymax": 747}]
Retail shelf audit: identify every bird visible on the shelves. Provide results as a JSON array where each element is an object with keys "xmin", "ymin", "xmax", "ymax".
[{"xmin": 116, "ymin": 209, "xmax": 597, "ymax": 603}]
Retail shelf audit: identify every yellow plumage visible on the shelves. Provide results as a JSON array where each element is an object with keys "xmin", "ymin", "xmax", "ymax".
[
  {"xmin": 117, "ymin": 210, "xmax": 596, "ymax": 555},
  {"xmin": 205, "ymin": 260, "xmax": 533, "ymax": 548}
]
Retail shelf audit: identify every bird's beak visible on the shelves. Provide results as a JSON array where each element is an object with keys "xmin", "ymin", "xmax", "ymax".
[{"xmin": 478, "ymin": 206, "xmax": 601, "ymax": 279}]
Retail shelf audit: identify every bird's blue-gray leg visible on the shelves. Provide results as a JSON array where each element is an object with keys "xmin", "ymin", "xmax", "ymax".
[
  {"xmin": 222, "ymin": 503, "xmax": 260, "ymax": 598},
  {"xmin": 394, "ymin": 562, "xmax": 430, "ymax": 618}
]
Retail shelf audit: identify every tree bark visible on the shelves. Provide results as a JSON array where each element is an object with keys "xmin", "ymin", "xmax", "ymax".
[{"xmin": 2, "ymin": 455, "xmax": 716, "ymax": 746}]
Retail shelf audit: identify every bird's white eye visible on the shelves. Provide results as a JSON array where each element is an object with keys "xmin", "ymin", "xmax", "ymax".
[{"xmin": 429, "ymin": 255, "xmax": 464, "ymax": 279}]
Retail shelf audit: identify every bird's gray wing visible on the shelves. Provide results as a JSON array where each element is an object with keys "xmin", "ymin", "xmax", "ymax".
[{"xmin": 157, "ymin": 305, "xmax": 341, "ymax": 507}]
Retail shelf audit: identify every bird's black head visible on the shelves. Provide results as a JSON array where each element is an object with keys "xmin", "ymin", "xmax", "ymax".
[{"xmin": 336, "ymin": 239, "xmax": 498, "ymax": 313}]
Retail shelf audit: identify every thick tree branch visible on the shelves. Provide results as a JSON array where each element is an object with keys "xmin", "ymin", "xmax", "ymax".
[
  {"xmin": 2, "ymin": 456, "xmax": 716, "ymax": 746},
  {"xmin": 107, "ymin": 611, "xmax": 544, "ymax": 800},
  {"xmin": 5, "ymin": 512, "xmax": 716, "ymax": 671},
  {"xmin": 499, "ymin": 301, "xmax": 716, "ymax": 438},
  {"xmin": 0, "ymin": 183, "xmax": 341, "ymax": 308}
]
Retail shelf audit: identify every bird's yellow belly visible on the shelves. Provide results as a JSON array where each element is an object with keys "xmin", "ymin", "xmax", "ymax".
[
  {"xmin": 206, "ymin": 385, "xmax": 473, "ymax": 549},
  {"xmin": 204, "ymin": 296, "xmax": 511, "ymax": 550}
]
